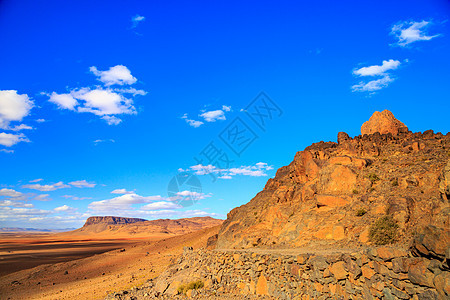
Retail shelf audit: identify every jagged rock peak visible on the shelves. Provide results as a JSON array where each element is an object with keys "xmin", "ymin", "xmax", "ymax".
[
  {"xmin": 83, "ymin": 216, "xmax": 147, "ymax": 226},
  {"xmin": 361, "ymin": 110, "xmax": 408, "ymax": 136}
]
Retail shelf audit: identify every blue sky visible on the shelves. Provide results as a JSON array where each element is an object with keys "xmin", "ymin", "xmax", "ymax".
[{"xmin": 0, "ymin": 0, "xmax": 449, "ymax": 229}]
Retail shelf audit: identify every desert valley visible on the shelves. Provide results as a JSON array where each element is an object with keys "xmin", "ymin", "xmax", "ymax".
[
  {"xmin": 1, "ymin": 2, "xmax": 449, "ymax": 299},
  {"xmin": 1, "ymin": 111, "xmax": 449, "ymax": 299}
]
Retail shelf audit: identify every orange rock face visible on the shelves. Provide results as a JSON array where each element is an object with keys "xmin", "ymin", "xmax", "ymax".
[
  {"xmin": 216, "ymin": 111, "xmax": 449, "ymax": 250},
  {"xmin": 361, "ymin": 110, "xmax": 408, "ymax": 136}
]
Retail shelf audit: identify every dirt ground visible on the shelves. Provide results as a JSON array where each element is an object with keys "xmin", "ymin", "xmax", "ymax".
[{"xmin": 0, "ymin": 226, "xmax": 220, "ymax": 300}]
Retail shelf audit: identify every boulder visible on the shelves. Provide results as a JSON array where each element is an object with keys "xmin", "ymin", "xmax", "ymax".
[
  {"xmin": 361, "ymin": 110, "xmax": 408, "ymax": 136},
  {"xmin": 256, "ymin": 275, "xmax": 268, "ymax": 295},
  {"xmin": 411, "ymin": 225, "xmax": 450, "ymax": 262}
]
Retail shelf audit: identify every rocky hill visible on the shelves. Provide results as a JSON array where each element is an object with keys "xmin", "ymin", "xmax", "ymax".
[
  {"xmin": 69, "ymin": 216, "xmax": 223, "ymax": 236},
  {"xmin": 83, "ymin": 216, "xmax": 147, "ymax": 226},
  {"xmin": 216, "ymin": 110, "xmax": 449, "ymax": 249},
  {"xmin": 104, "ymin": 110, "xmax": 449, "ymax": 300}
]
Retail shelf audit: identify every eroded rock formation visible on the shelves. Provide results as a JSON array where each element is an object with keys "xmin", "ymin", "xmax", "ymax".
[{"xmin": 216, "ymin": 111, "xmax": 449, "ymax": 249}]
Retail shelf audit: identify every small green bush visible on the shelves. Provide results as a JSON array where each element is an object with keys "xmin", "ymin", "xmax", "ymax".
[
  {"xmin": 352, "ymin": 189, "xmax": 359, "ymax": 194},
  {"xmin": 391, "ymin": 178, "xmax": 399, "ymax": 186},
  {"xmin": 368, "ymin": 173, "xmax": 380, "ymax": 183},
  {"xmin": 177, "ymin": 280, "xmax": 204, "ymax": 294},
  {"xmin": 369, "ymin": 216, "xmax": 399, "ymax": 245},
  {"xmin": 356, "ymin": 208, "xmax": 367, "ymax": 216}
]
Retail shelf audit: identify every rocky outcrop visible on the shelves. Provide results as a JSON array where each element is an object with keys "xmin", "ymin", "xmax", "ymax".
[
  {"xmin": 361, "ymin": 110, "xmax": 408, "ymax": 136},
  {"xmin": 216, "ymin": 111, "xmax": 449, "ymax": 249},
  {"xmin": 83, "ymin": 216, "xmax": 147, "ymax": 226},
  {"xmin": 439, "ymin": 159, "xmax": 450, "ymax": 201},
  {"xmin": 110, "ymin": 245, "xmax": 449, "ymax": 300},
  {"xmin": 73, "ymin": 216, "xmax": 223, "ymax": 236}
]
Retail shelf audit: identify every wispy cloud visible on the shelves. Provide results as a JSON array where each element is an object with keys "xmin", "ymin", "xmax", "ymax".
[
  {"xmin": 182, "ymin": 105, "xmax": 232, "ymax": 128},
  {"xmin": 131, "ymin": 15, "xmax": 145, "ymax": 29},
  {"xmin": 54, "ymin": 205, "xmax": 77, "ymax": 212},
  {"xmin": 88, "ymin": 192, "xmax": 210, "ymax": 213},
  {"xmin": 29, "ymin": 178, "xmax": 43, "ymax": 183},
  {"xmin": 0, "ymin": 200, "xmax": 33, "ymax": 208},
  {"xmin": 181, "ymin": 113, "xmax": 204, "ymax": 128},
  {"xmin": 182, "ymin": 162, "xmax": 273, "ymax": 179},
  {"xmin": 22, "ymin": 181, "xmax": 70, "ymax": 192},
  {"xmin": 391, "ymin": 20, "xmax": 440, "ymax": 47},
  {"xmin": 353, "ymin": 59, "xmax": 400, "ymax": 77},
  {"xmin": 22, "ymin": 180, "xmax": 96, "ymax": 191},
  {"xmin": 352, "ymin": 75, "xmax": 395, "ymax": 93},
  {"xmin": 352, "ymin": 59, "xmax": 402, "ymax": 93},
  {"xmin": 93, "ymin": 139, "xmax": 115, "ymax": 145},
  {"xmin": 111, "ymin": 189, "xmax": 134, "ymax": 194},
  {"xmin": 69, "ymin": 180, "xmax": 96, "ymax": 188}
]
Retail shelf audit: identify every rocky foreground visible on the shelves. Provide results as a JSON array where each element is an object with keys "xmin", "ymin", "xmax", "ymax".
[{"xmin": 107, "ymin": 231, "xmax": 448, "ymax": 299}]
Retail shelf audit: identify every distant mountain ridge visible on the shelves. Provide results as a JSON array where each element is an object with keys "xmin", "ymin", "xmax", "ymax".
[
  {"xmin": 0, "ymin": 227, "xmax": 75, "ymax": 233},
  {"xmin": 67, "ymin": 216, "xmax": 223, "ymax": 237},
  {"xmin": 83, "ymin": 216, "xmax": 147, "ymax": 226}
]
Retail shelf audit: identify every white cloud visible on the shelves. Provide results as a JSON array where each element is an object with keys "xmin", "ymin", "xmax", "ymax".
[
  {"xmin": 47, "ymin": 66, "xmax": 144, "ymax": 125},
  {"xmin": 182, "ymin": 105, "xmax": 231, "ymax": 127},
  {"xmin": 131, "ymin": 15, "xmax": 145, "ymax": 28},
  {"xmin": 0, "ymin": 207, "xmax": 52, "ymax": 221},
  {"xmin": 88, "ymin": 191, "xmax": 210, "ymax": 213},
  {"xmin": 141, "ymin": 201, "xmax": 182, "ymax": 210},
  {"xmin": 0, "ymin": 90, "xmax": 33, "ymax": 129},
  {"xmin": 0, "ymin": 149, "xmax": 14, "ymax": 154},
  {"xmin": 88, "ymin": 193, "xmax": 164, "ymax": 212},
  {"xmin": 352, "ymin": 75, "xmax": 395, "ymax": 92},
  {"xmin": 176, "ymin": 190, "xmax": 210, "ymax": 200},
  {"xmin": 0, "ymin": 188, "xmax": 23, "ymax": 198},
  {"xmin": 136, "ymin": 209, "xmax": 219, "ymax": 219},
  {"xmin": 54, "ymin": 205, "xmax": 76, "ymax": 212},
  {"xmin": 62, "ymin": 195, "xmax": 92, "ymax": 201},
  {"xmin": 101, "ymin": 115, "xmax": 122, "ymax": 125},
  {"xmin": 74, "ymin": 88, "xmax": 136, "ymax": 116},
  {"xmin": 352, "ymin": 60, "xmax": 401, "ymax": 93},
  {"xmin": 391, "ymin": 20, "xmax": 440, "ymax": 47},
  {"xmin": 200, "ymin": 109, "xmax": 226, "ymax": 122},
  {"xmin": 22, "ymin": 181, "xmax": 70, "ymax": 192},
  {"xmin": 113, "ymin": 87, "xmax": 147, "ymax": 96},
  {"xmin": 69, "ymin": 180, "xmax": 96, "ymax": 188},
  {"xmin": 90, "ymin": 65, "xmax": 137, "ymax": 86},
  {"xmin": 187, "ymin": 162, "xmax": 273, "ymax": 179},
  {"xmin": 34, "ymin": 194, "xmax": 50, "ymax": 201},
  {"xmin": 111, "ymin": 189, "xmax": 134, "ymax": 194},
  {"xmin": 181, "ymin": 113, "xmax": 204, "ymax": 128},
  {"xmin": 48, "ymin": 92, "xmax": 78, "ymax": 110},
  {"xmin": 94, "ymin": 139, "xmax": 115, "ymax": 145},
  {"xmin": 8, "ymin": 124, "xmax": 34, "ymax": 131},
  {"xmin": 36, "ymin": 119, "xmax": 46, "ymax": 123},
  {"xmin": 0, "ymin": 200, "xmax": 33, "ymax": 208},
  {"xmin": 353, "ymin": 60, "xmax": 401, "ymax": 77},
  {"xmin": 0, "ymin": 132, "xmax": 29, "ymax": 147},
  {"xmin": 30, "ymin": 178, "xmax": 43, "ymax": 183},
  {"xmin": 222, "ymin": 105, "xmax": 231, "ymax": 112}
]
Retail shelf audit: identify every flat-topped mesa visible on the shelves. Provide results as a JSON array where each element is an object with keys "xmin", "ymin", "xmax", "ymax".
[
  {"xmin": 83, "ymin": 216, "xmax": 147, "ymax": 227},
  {"xmin": 361, "ymin": 110, "xmax": 408, "ymax": 136}
]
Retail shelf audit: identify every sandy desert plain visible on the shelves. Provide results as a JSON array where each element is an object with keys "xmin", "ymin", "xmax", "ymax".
[{"xmin": 0, "ymin": 217, "xmax": 222, "ymax": 299}]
